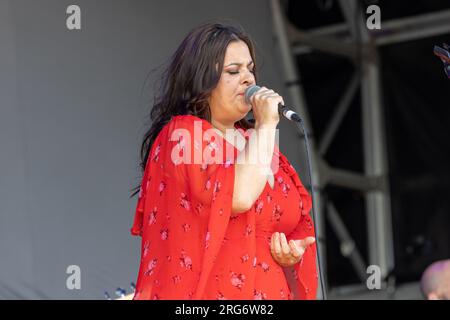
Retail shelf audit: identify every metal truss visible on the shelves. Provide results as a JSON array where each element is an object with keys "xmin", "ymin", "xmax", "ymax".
[{"xmin": 268, "ymin": 0, "xmax": 450, "ymax": 298}]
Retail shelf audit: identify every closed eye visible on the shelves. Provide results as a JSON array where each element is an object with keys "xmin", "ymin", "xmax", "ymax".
[{"xmin": 227, "ymin": 69, "xmax": 255, "ymax": 75}]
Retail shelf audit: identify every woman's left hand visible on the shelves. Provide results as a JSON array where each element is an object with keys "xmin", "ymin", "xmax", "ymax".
[{"xmin": 270, "ymin": 232, "xmax": 315, "ymax": 268}]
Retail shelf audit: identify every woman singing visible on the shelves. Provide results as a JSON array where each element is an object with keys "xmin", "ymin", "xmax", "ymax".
[{"xmin": 130, "ymin": 22, "xmax": 317, "ymax": 300}]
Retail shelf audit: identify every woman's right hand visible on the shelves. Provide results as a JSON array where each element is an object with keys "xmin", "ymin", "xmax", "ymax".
[{"xmin": 249, "ymin": 86, "xmax": 284, "ymax": 127}]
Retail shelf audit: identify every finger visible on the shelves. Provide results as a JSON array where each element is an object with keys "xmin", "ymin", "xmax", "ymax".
[
  {"xmin": 280, "ymin": 233, "xmax": 290, "ymax": 255},
  {"xmin": 250, "ymin": 87, "xmax": 268, "ymax": 104},
  {"xmin": 289, "ymin": 240, "xmax": 301, "ymax": 258},
  {"xmin": 259, "ymin": 93, "xmax": 280, "ymax": 101},
  {"xmin": 256, "ymin": 90, "xmax": 275, "ymax": 99},
  {"xmin": 274, "ymin": 232, "xmax": 282, "ymax": 257},
  {"xmin": 256, "ymin": 89, "xmax": 275, "ymax": 96},
  {"xmin": 251, "ymin": 89, "xmax": 272, "ymax": 106},
  {"xmin": 255, "ymin": 87, "xmax": 271, "ymax": 95},
  {"xmin": 270, "ymin": 232, "xmax": 275, "ymax": 255},
  {"xmin": 294, "ymin": 237, "xmax": 316, "ymax": 249},
  {"xmin": 305, "ymin": 237, "xmax": 316, "ymax": 246},
  {"xmin": 291, "ymin": 240, "xmax": 305, "ymax": 258}
]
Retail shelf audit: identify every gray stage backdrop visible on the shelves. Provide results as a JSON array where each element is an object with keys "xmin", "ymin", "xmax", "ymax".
[{"xmin": 0, "ymin": 0, "xmax": 311, "ymax": 299}]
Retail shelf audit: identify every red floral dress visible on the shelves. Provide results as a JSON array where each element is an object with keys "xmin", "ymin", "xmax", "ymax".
[{"xmin": 130, "ymin": 115, "xmax": 317, "ymax": 300}]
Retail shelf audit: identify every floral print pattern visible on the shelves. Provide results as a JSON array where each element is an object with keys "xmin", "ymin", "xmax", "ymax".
[{"xmin": 131, "ymin": 115, "xmax": 317, "ymax": 300}]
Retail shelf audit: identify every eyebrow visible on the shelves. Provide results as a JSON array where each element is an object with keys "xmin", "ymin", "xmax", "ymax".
[{"xmin": 225, "ymin": 61, "xmax": 254, "ymax": 67}]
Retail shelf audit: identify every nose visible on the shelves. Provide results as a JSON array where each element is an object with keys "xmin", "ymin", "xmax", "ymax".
[{"xmin": 241, "ymin": 69, "xmax": 255, "ymax": 86}]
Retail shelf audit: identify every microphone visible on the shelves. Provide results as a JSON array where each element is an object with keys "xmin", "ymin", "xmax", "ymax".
[{"xmin": 244, "ymin": 85, "xmax": 302, "ymax": 122}]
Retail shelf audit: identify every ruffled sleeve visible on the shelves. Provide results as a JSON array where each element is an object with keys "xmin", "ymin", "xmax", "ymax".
[{"xmin": 129, "ymin": 115, "xmax": 238, "ymax": 299}]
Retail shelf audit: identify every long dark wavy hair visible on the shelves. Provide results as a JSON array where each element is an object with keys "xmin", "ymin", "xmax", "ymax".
[{"xmin": 130, "ymin": 22, "xmax": 258, "ymax": 198}]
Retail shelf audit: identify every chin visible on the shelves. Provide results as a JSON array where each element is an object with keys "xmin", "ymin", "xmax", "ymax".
[{"xmin": 237, "ymin": 103, "xmax": 252, "ymax": 114}]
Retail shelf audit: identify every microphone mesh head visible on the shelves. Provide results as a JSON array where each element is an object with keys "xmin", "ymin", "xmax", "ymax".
[{"xmin": 244, "ymin": 85, "xmax": 260, "ymax": 104}]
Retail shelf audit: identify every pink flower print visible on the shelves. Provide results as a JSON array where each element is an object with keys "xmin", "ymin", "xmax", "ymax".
[
  {"xmin": 281, "ymin": 183, "xmax": 290, "ymax": 197},
  {"xmin": 172, "ymin": 275, "xmax": 181, "ymax": 284},
  {"xmin": 160, "ymin": 228, "xmax": 169, "ymax": 240},
  {"xmin": 272, "ymin": 205, "xmax": 283, "ymax": 222},
  {"xmin": 244, "ymin": 224, "xmax": 252, "ymax": 237},
  {"xmin": 253, "ymin": 290, "xmax": 267, "ymax": 300},
  {"xmin": 212, "ymin": 180, "xmax": 221, "ymax": 201},
  {"xmin": 305, "ymin": 217, "xmax": 313, "ymax": 230},
  {"xmin": 230, "ymin": 214, "xmax": 239, "ymax": 221},
  {"xmin": 280, "ymin": 289, "xmax": 285, "ymax": 299},
  {"xmin": 153, "ymin": 279, "xmax": 160, "ymax": 286},
  {"xmin": 138, "ymin": 186, "xmax": 143, "ymax": 199},
  {"xmin": 180, "ymin": 250, "xmax": 193, "ymax": 270},
  {"xmin": 292, "ymin": 269, "xmax": 299, "ymax": 280},
  {"xmin": 222, "ymin": 237, "xmax": 229, "ymax": 245},
  {"xmin": 177, "ymin": 135, "xmax": 185, "ymax": 149},
  {"xmin": 143, "ymin": 241, "xmax": 150, "ymax": 258},
  {"xmin": 219, "ymin": 208, "xmax": 223, "ymax": 216},
  {"xmin": 158, "ymin": 181, "xmax": 166, "ymax": 196},
  {"xmin": 214, "ymin": 180, "xmax": 221, "ymax": 193},
  {"xmin": 182, "ymin": 223, "xmax": 191, "ymax": 232},
  {"xmin": 299, "ymin": 197, "xmax": 305, "ymax": 214},
  {"xmin": 152, "ymin": 143, "xmax": 161, "ymax": 162},
  {"xmin": 252, "ymin": 257, "xmax": 257, "ymax": 268},
  {"xmin": 152, "ymin": 294, "xmax": 160, "ymax": 300},
  {"xmin": 230, "ymin": 272, "xmax": 246, "ymax": 290},
  {"xmin": 260, "ymin": 262, "xmax": 270, "ymax": 273},
  {"xmin": 144, "ymin": 258, "xmax": 157, "ymax": 276},
  {"xmin": 241, "ymin": 254, "xmax": 250, "ymax": 263},
  {"xmin": 277, "ymin": 176, "xmax": 284, "ymax": 184},
  {"xmin": 195, "ymin": 203, "xmax": 203, "ymax": 215},
  {"xmin": 166, "ymin": 255, "xmax": 172, "ymax": 262},
  {"xmin": 180, "ymin": 193, "xmax": 191, "ymax": 211},
  {"xmin": 255, "ymin": 200, "xmax": 264, "ymax": 214},
  {"xmin": 266, "ymin": 193, "xmax": 272, "ymax": 204},
  {"xmin": 148, "ymin": 207, "xmax": 157, "ymax": 225},
  {"xmin": 205, "ymin": 177, "xmax": 211, "ymax": 190},
  {"xmin": 200, "ymin": 162, "xmax": 208, "ymax": 172},
  {"xmin": 216, "ymin": 291, "xmax": 226, "ymax": 300},
  {"xmin": 207, "ymin": 140, "xmax": 218, "ymax": 152},
  {"xmin": 224, "ymin": 159, "xmax": 232, "ymax": 168},
  {"xmin": 205, "ymin": 231, "xmax": 211, "ymax": 249}
]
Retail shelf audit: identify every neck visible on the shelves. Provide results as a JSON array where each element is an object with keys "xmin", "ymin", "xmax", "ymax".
[{"xmin": 211, "ymin": 118, "xmax": 236, "ymax": 135}]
